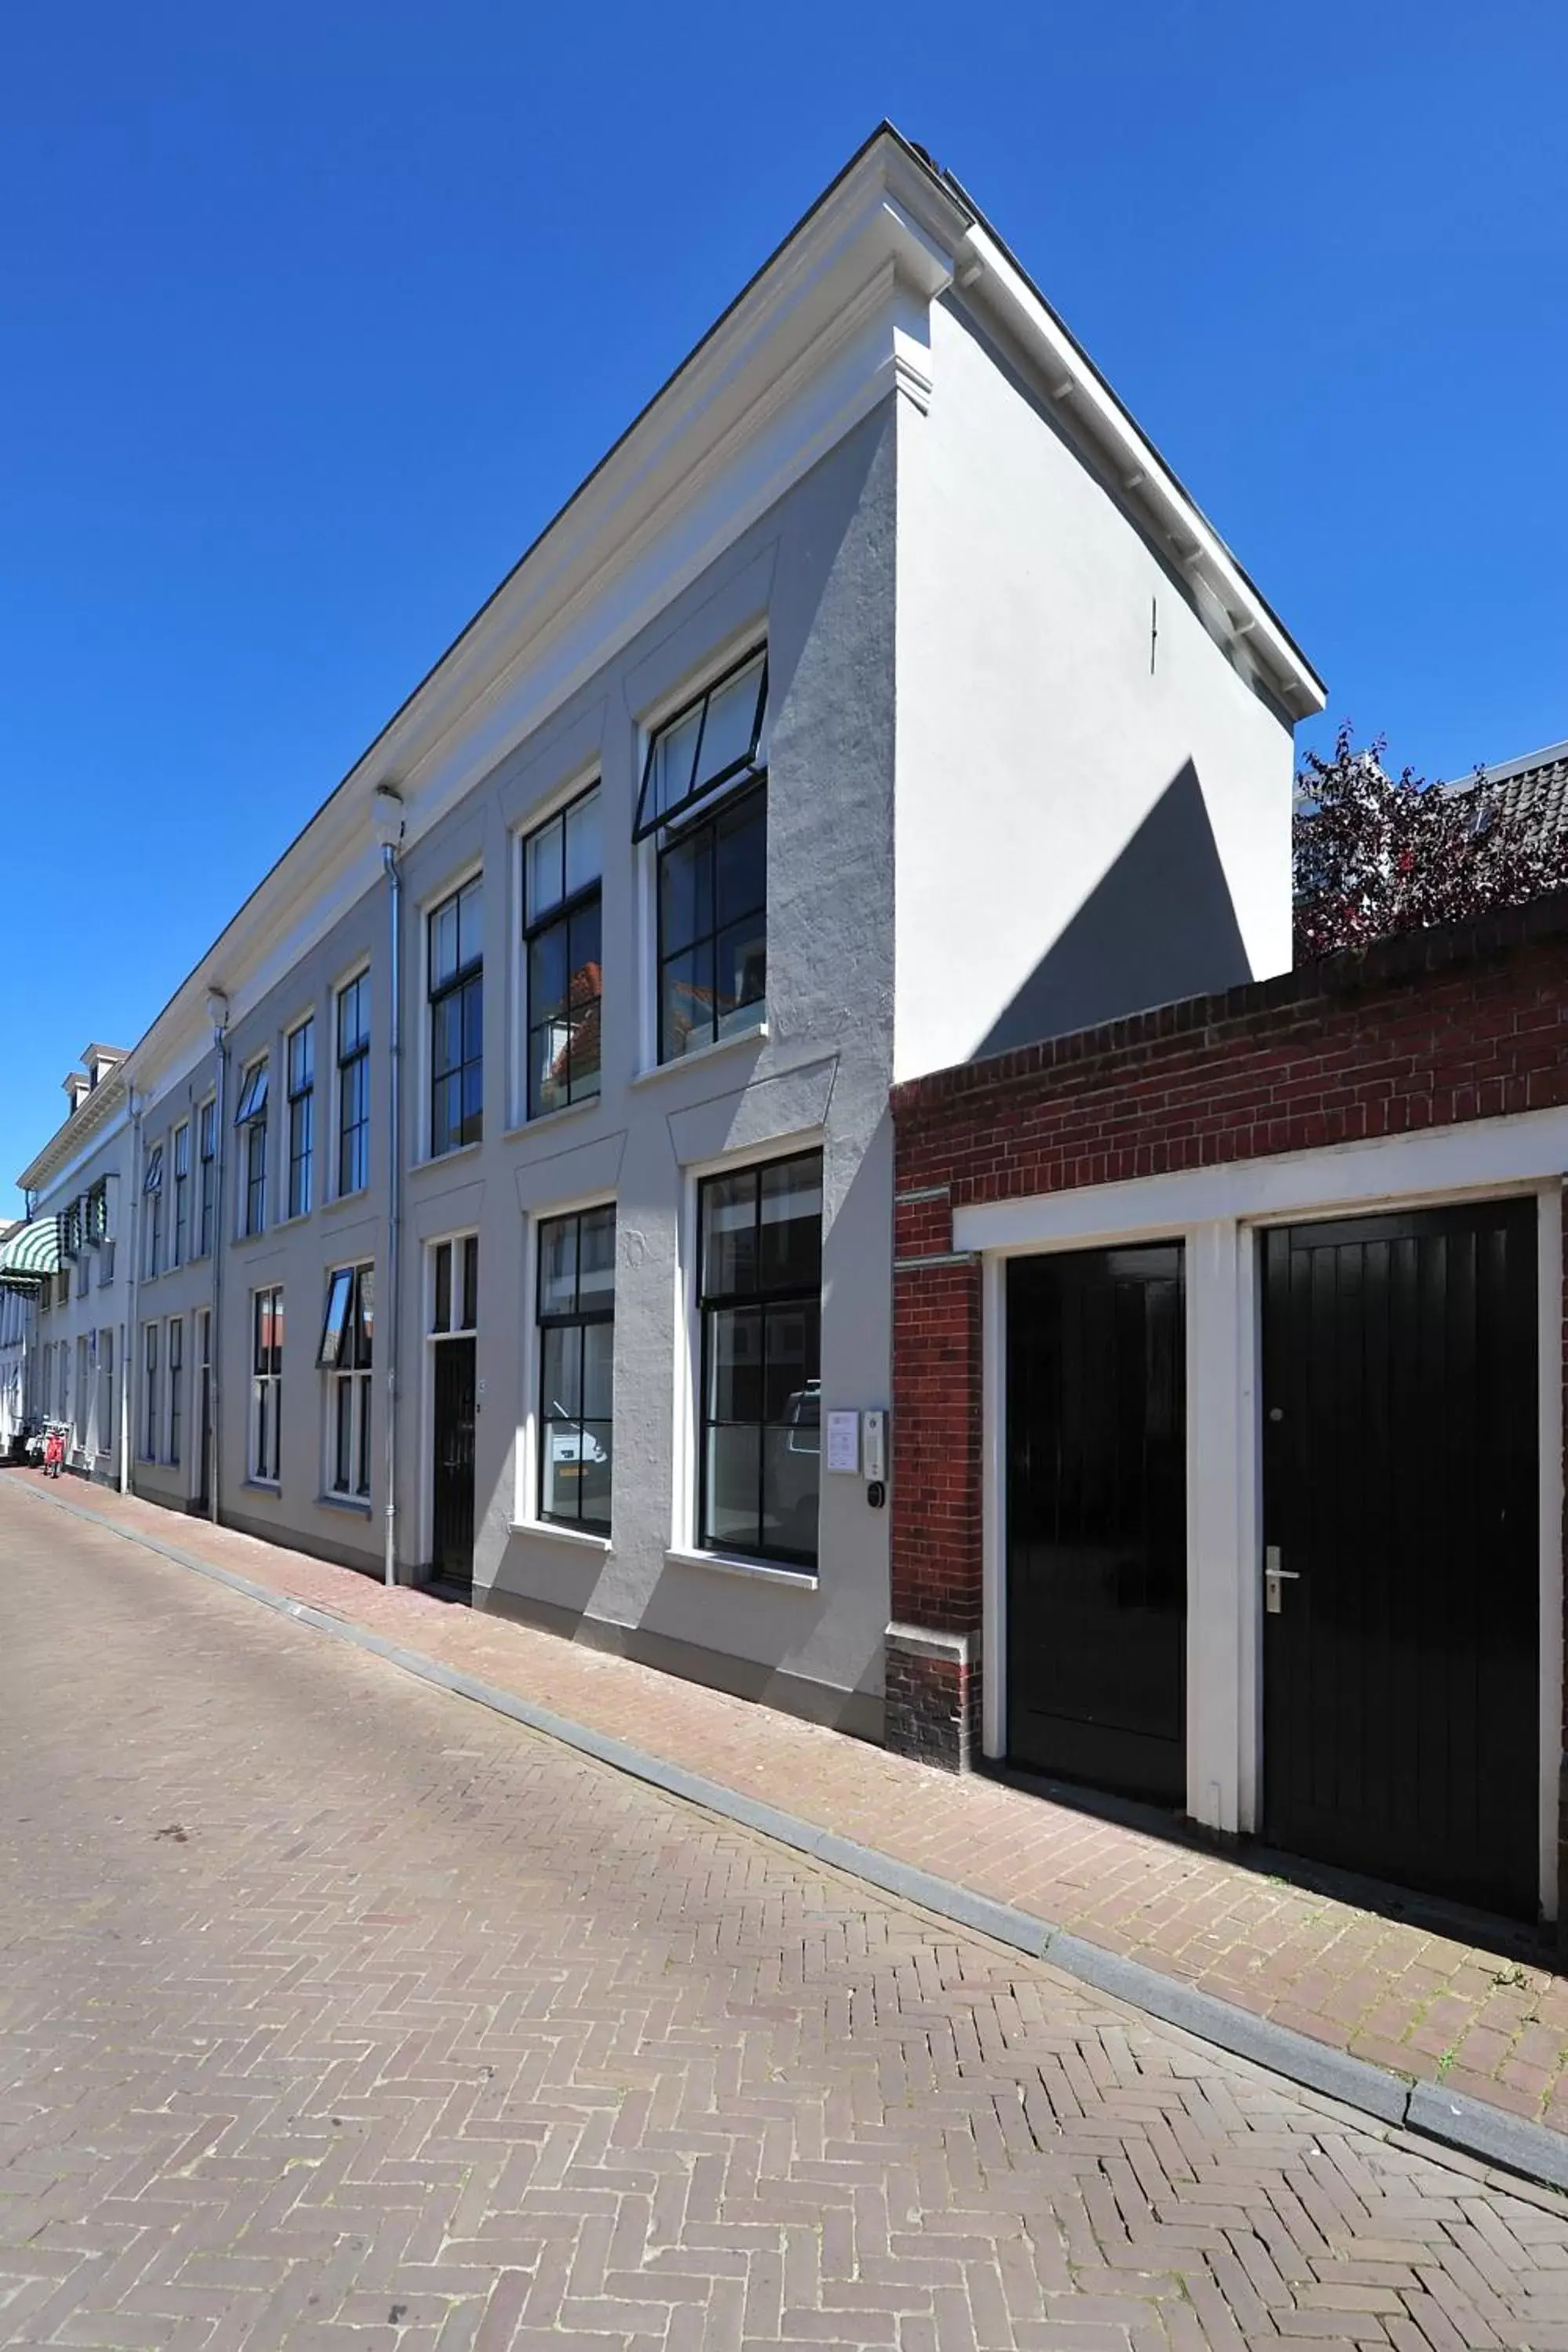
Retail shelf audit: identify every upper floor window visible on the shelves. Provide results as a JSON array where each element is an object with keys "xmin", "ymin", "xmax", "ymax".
[
  {"xmin": 336, "ymin": 975, "xmax": 370, "ymax": 1196},
  {"xmin": 637, "ymin": 649, "xmax": 768, "ymax": 1065},
  {"xmin": 429, "ymin": 877, "xmax": 483, "ymax": 1157},
  {"xmin": 536, "ymin": 1205, "xmax": 615, "ymax": 1534},
  {"xmin": 524, "ymin": 786, "xmax": 602, "ymax": 1120},
  {"xmin": 696, "ymin": 1149, "xmax": 822, "ymax": 1570},
  {"xmin": 142, "ymin": 1143, "xmax": 164, "ymax": 1279},
  {"xmin": 234, "ymin": 1058, "xmax": 268, "ymax": 1237},
  {"xmin": 85, "ymin": 1180, "xmax": 108, "ymax": 1247},
  {"xmin": 318, "ymin": 1262, "xmax": 374, "ymax": 1501},
  {"xmin": 197, "ymin": 1099, "xmax": 216, "ymax": 1258},
  {"xmin": 286, "ymin": 1018, "xmax": 314, "ymax": 1219},
  {"xmin": 172, "ymin": 1122, "xmax": 191, "ymax": 1266}
]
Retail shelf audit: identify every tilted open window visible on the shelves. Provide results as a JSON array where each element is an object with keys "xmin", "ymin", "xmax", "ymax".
[
  {"xmin": 633, "ymin": 647, "xmax": 767, "ymax": 840},
  {"xmin": 143, "ymin": 1146, "xmax": 164, "ymax": 1194}
]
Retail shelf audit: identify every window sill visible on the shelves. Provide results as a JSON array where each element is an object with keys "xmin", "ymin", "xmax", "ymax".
[
  {"xmin": 510, "ymin": 1518, "xmax": 613, "ymax": 1555},
  {"xmin": 322, "ymin": 1188, "xmax": 372, "ymax": 1217},
  {"xmin": 318, "ymin": 1491, "xmax": 372, "ymax": 1515},
  {"xmin": 630, "ymin": 1021, "xmax": 768, "ymax": 1091},
  {"xmin": 502, "ymin": 1092, "xmax": 602, "ymax": 1144},
  {"xmin": 275, "ymin": 1210, "xmax": 313, "ymax": 1231},
  {"xmin": 241, "ymin": 1478, "xmax": 281, "ymax": 1495},
  {"xmin": 412, "ymin": 1140, "xmax": 483, "ymax": 1174},
  {"xmin": 662, "ymin": 1544, "xmax": 817, "ymax": 1590}
]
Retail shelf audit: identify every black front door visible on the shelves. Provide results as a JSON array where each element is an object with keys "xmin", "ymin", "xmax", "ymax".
[
  {"xmin": 431, "ymin": 1336, "xmax": 477, "ymax": 1581},
  {"xmin": 1261, "ymin": 1199, "xmax": 1539, "ymax": 1918},
  {"xmin": 1007, "ymin": 1246, "xmax": 1187, "ymax": 1805}
]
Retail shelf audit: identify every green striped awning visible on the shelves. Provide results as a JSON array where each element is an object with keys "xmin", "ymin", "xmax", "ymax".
[{"xmin": 0, "ymin": 1216, "xmax": 63, "ymax": 1288}]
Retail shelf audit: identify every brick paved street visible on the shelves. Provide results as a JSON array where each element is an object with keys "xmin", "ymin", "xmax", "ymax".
[
  {"xmin": 6, "ymin": 1474, "xmax": 1564, "ymax": 2137},
  {"xmin": 7, "ymin": 1503, "xmax": 1568, "ymax": 2350}
]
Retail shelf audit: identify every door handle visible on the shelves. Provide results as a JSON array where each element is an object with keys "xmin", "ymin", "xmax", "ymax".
[{"xmin": 1263, "ymin": 1544, "xmax": 1301, "ymax": 1615}]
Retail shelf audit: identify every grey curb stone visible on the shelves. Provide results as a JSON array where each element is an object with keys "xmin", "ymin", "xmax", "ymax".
[
  {"xmin": 19, "ymin": 1478, "xmax": 1564, "ymax": 2195},
  {"xmin": 1408, "ymin": 2082, "xmax": 1568, "ymax": 2194}
]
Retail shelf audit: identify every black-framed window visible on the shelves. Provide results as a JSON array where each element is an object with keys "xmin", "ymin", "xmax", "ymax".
[
  {"xmin": 234, "ymin": 1058, "xmax": 268, "ymax": 1237},
  {"xmin": 318, "ymin": 1262, "xmax": 373, "ymax": 1500},
  {"xmin": 536, "ymin": 1206, "xmax": 614, "ymax": 1533},
  {"xmin": 142, "ymin": 1321, "xmax": 159, "ymax": 1461},
  {"xmin": 197, "ymin": 1099, "xmax": 216, "ymax": 1257},
  {"xmin": 168, "ymin": 1317, "xmax": 183, "ymax": 1468},
  {"xmin": 697, "ymin": 1151, "xmax": 822, "ymax": 1568},
  {"xmin": 524, "ymin": 786, "xmax": 601, "ymax": 1119},
  {"xmin": 142, "ymin": 1143, "xmax": 164, "ymax": 1279},
  {"xmin": 85, "ymin": 1180, "xmax": 108, "ymax": 1247},
  {"xmin": 429, "ymin": 877, "xmax": 483, "ymax": 1156},
  {"xmin": 251, "ymin": 1285, "xmax": 283, "ymax": 1483},
  {"xmin": 286, "ymin": 1020, "xmax": 314, "ymax": 1219},
  {"xmin": 172, "ymin": 1123, "xmax": 190, "ymax": 1265},
  {"xmin": 336, "ymin": 975, "xmax": 369, "ymax": 1195},
  {"xmin": 658, "ymin": 782, "xmax": 766, "ymax": 1063},
  {"xmin": 635, "ymin": 646, "xmax": 767, "ymax": 838}
]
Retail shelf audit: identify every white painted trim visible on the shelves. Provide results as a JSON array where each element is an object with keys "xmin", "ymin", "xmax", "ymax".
[
  {"xmin": 971, "ymin": 1117, "xmax": 1566, "ymax": 1913},
  {"xmin": 515, "ymin": 1185, "xmax": 619, "ymax": 1533},
  {"xmin": 980, "ymin": 1250, "xmax": 1006, "ymax": 1759},
  {"xmin": 954, "ymin": 1109, "xmax": 1568, "ymax": 1257},
  {"xmin": 508, "ymin": 1517, "xmax": 613, "ymax": 1557},
  {"xmin": 663, "ymin": 1544, "xmax": 818, "ymax": 1590},
  {"xmin": 1539, "ymin": 1183, "xmax": 1563, "ymax": 1920}
]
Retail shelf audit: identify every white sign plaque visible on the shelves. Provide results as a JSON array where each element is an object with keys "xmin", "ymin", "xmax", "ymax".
[{"xmin": 826, "ymin": 1410, "xmax": 860, "ymax": 1474}]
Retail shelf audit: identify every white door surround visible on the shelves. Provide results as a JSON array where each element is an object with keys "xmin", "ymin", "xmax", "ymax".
[{"xmin": 960, "ymin": 1109, "xmax": 1568, "ymax": 1922}]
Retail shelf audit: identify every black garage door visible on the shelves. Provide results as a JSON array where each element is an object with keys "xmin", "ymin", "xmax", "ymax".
[
  {"xmin": 1006, "ymin": 1246, "xmax": 1187, "ymax": 1806},
  {"xmin": 1261, "ymin": 1198, "xmax": 1540, "ymax": 1918}
]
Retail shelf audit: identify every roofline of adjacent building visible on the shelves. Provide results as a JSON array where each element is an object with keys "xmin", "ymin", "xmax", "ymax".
[
  {"xmin": 38, "ymin": 122, "xmax": 1322, "ymax": 1159},
  {"xmin": 16, "ymin": 1061, "xmax": 132, "ymax": 1199}
]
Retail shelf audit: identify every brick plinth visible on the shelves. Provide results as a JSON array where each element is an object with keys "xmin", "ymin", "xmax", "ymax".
[{"xmin": 884, "ymin": 1627, "xmax": 981, "ymax": 1771}]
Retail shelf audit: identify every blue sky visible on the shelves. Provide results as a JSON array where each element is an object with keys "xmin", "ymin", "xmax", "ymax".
[{"xmin": 5, "ymin": 1, "xmax": 1565, "ymax": 1214}]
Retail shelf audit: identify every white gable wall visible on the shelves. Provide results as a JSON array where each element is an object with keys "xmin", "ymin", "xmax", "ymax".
[{"xmin": 893, "ymin": 294, "xmax": 1297, "ymax": 1083}]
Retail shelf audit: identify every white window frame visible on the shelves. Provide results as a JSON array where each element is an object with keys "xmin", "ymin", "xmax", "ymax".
[
  {"xmin": 318, "ymin": 1261, "xmax": 374, "ymax": 1506},
  {"xmin": 141, "ymin": 1320, "xmax": 159, "ymax": 1462},
  {"xmin": 668, "ymin": 1127, "xmax": 827, "ymax": 1587},
  {"xmin": 510, "ymin": 762, "xmax": 601, "ymax": 1132},
  {"xmin": 633, "ymin": 631, "xmax": 771, "ymax": 1080},
  {"xmin": 332, "ymin": 962, "xmax": 372, "ymax": 1200},
  {"xmin": 514, "ymin": 1187, "xmax": 617, "ymax": 1548},
  {"xmin": 954, "ymin": 1109, "xmax": 1568, "ymax": 1923},
  {"xmin": 249, "ymin": 1283, "xmax": 283, "ymax": 1487},
  {"xmin": 421, "ymin": 862, "xmax": 485, "ymax": 1165},
  {"xmin": 236, "ymin": 1058, "xmax": 270, "ymax": 1239}
]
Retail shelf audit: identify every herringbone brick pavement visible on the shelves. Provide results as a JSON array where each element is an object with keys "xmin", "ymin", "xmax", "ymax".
[
  {"xmin": 5, "ymin": 1509, "xmax": 1568, "ymax": 2350},
  {"xmin": 7, "ymin": 1473, "xmax": 1557, "ymax": 2132}
]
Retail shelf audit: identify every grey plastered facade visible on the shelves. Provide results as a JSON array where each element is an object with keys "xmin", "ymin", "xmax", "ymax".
[{"xmin": 23, "ymin": 129, "xmax": 1323, "ymax": 1739}]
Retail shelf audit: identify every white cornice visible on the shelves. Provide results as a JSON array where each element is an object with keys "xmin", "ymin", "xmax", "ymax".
[
  {"xmin": 19, "ymin": 1073, "xmax": 130, "ymax": 1200},
  {"xmin": 111, "ymin": 126, "xmax": 1320, "ymax": 1110}
]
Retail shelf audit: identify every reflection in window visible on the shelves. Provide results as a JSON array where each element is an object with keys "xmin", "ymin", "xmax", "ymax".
[
  {"xmin": 429, "ymin": 878, "xmax": 483, "ymax": 1156},
  {"xmin": 697, "ymin": 1152, "xmax": 821, "ymax": 1568},
  {"xmin": 535, "ymin": 1205, "xmax": 615, "ymax": 1534},
  {"xmin": 524, "ymin": 786, "xmax": 601, "ymax": 1119}
]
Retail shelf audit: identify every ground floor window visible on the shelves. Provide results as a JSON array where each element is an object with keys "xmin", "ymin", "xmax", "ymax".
[
  {"xmin": 536, "ymin": 1205, "xmax": 614, "ymax": 1532},
  {"xmin": 318, "ymin": 1263, "xmax": 373, "ymax": 1500},
  {"xmin": 168, "ymin": 1317, "xmax": 183, "ymax": 1468},
  {"xmin": 697, "ymin": 1149, "xmax": 821, "ymax": 1567},
  {"xmin": 250, "ymin": 1286, "xmax": 283, "ymax": 1483}
]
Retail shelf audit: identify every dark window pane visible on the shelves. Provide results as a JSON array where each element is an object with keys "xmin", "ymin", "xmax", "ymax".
[
  {"xmin": 541, "ymin": 1323, "xmax": 582, "ymax": 1420},
  {"xmin": 434, "ymin": 1242, "xmax": 452, "ymax": 1334},
  {"xmin": 530, "ymin": 922, "xmax": 569, "ymax": 1022},
  {"xmin": 704, "ymin": 1425, "xmax": 761, "ymax": 1552},
  {"xmin": 335, "ymin": 1378, "xmax": 353, "ymax": 1490},
  {"xmin": 526, "ymin": 812, "xmax": 564, "ymax": 922},
  {"xmin": 581, "ymin": 1318, "xmax": 614, "ymax": 1421},
  {"xmin": 459, "ymin": 1058, "xmax": 483, "ymax": 1146},
  {"xmin": 462, "ymin": 971, "xmax": 483, "ymax": 1060},
  {"xmin": 433, "ymin": 993, "xmax": 462, "ymax": 1080},
  {"xmin": 659, "ymin": 828, "xmax": 711, "ymax": 957},
  {"xmin": 716, "ymin": 917, "xmax": 767, "ymax": 1031},
  {"xmin": 578, "ymin": 1208, "xmax": 615, "ymax": 1314},
  {"xmin": 577, "ymin": 1424, "xmax": 612, "ymax": 1529},
  {"xmin": 461, "ymin": 1236, "xmax": 479, "ymax": 1329},
  {"xmin": 539, "ymin": 1217, "xmax": 578, "ymax": 1318},
  {"xmin": 760, "ymin": 1424, "xmax": 819, "ymax": 1561},
  {"xmin": 716, "ymin": 796, "xmax": 766, "ymax": 924},
  {"xmin": 661, "ymin": 945, "xmax": 712, "ymax": 1062},
  {"xmin": 760, "ymin": 1157, "xmax": 822, "ymax": 1292},
  {"xmin": 702, "ymin": 1171, "xmax": 757, "ymax": 1300},
  {"xmin": 356, "ymin": 1374, "xmax": 372, "ymax": 1496},
  {"xmin": 761, "ymin": 1302, "xmax": 817, "ymax": 1423},
  {"xmin": 706, "ymin": 1305, "xmax": 763, "ymax": 1426},
  {"xmin": 564, "ymin": 790, "xmax": 601, "ymax": 895}
]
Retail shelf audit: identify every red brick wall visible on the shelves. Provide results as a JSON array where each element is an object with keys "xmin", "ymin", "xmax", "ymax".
[{"xmin": 891, "ymin": 893, "xmax": 1568, "ymax": 1644}]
